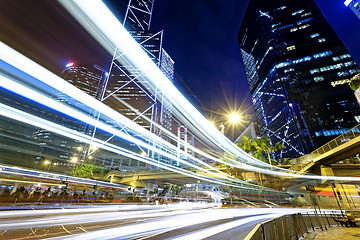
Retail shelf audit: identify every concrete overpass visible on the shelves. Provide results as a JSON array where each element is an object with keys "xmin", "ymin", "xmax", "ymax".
[
  {"xmin": 104, "ymin": 169, "xmax": 228, "ymax": 187},
  {"xmin": 104, "ymin": 167, "xmax": 290, "ymax": 189}
]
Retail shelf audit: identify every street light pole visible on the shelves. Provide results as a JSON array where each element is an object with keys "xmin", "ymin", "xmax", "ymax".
[{"xmin": 219, "ymin": 124, "xmax": 225, "ymax": 134}]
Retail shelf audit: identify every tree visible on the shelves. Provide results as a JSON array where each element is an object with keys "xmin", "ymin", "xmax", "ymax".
[
  {"xmin": 236, "ymin": 136, "xmax": 265, "ymax": 161},
  {"xmin": 348, "ymin": 73, "xmax": 360, "ymax": 91},
  {"xmin": 71, "ymin": 161, "xmax": 97, "ymax": 179},
  {"xmin": 236, "ymin": 136, "xmax": 257, "ymax": 156},
  {"xmin": 171, "ymin": 185, "xmax": 184, "ymax": 195},
  {"xmin": 254, "ymin": 138, "xmax": 285, "ymax": 165}
]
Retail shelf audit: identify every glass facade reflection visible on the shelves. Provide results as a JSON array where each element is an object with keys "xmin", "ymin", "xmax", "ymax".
[{"xmin": 239, "ymin": 0, "xmax": 360, "ymax": 158}]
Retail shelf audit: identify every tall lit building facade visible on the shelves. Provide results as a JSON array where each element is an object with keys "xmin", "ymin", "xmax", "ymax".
[
  {"xmin": 105, "ymin": 30, "xmax": 163, "ymax": 131},
  {"xmin": 102, "ymin": 0, "xmax": 177, "ymax": 167},
  {"xmin": 239, "ymin": 0, "xmax": 360, "ymax": 158},
  {"xmin": 123, "ymin": 0, "xmax": 154, "ymax": 31},
  {"xmin": 345, "ymin": 0, "xmax": 360, "ymax": 20},
  {"xmin": 60, "ymin": 63, "xmax": 150, "ymax": 170},
  {"xmin": 59, "ymin": 63, "xmax": 107, "ymax": 140},
  {"xmin": 60, "ymin": 63, "xmax": 108, "ymax": 137},
  {"xmin": 61, "ymin": 64, "xmax": 106, "ymax": 100},
  {"xmin": 104, "ymin": 0, "xmax": 174, "ymax": 133},
  {"xmin": 33, "ymin": 64, "xmax": 108, "ymax": 164}
]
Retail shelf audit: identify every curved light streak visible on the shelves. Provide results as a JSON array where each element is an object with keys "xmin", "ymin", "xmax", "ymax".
[
  {"xmin": 0, "ymin": 44, "xmax": 280, "ymax": 191},
  {"xmin": 0, "ymin": 66, "xmax": 354, "ymax": 185},
  {"xmin": 0, "ymin": 74, "xmax": 261, "ymax": 189},
  {"xmin": 58, "ymin": 0, "xmax": 283, "ymax": 170},
  {"xmin": 0, "ymin": 0, "xmax": 359, "ymax": 186},
  {"xmin": 1, "ymin": 43, "xmax": 359, "ymax": 184},
  {"xmin": 0, "ymin": 101, "xmax": 269, "ymax": 191},
  {"xmin": 54, "ymin": 1, "xmax": 360, "ymax": 182}
]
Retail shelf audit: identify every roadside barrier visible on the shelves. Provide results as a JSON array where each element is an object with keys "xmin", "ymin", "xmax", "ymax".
[{"xmin": 245, "ymin": 211, "xmax": 341, "ymax": 240}]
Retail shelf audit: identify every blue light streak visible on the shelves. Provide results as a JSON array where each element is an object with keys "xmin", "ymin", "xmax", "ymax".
[{"xmin": 1, "ymin": 0, "xmax": 360, "ymax": 185}]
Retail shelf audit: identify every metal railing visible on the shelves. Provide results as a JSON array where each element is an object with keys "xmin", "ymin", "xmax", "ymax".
[
  {"xmin": 245, "ymin": 212, "xmax": 341, "ymax": 240},
  {"xmin": 291, "ymin": 123, "xmax": 360, "ymax": 171}
]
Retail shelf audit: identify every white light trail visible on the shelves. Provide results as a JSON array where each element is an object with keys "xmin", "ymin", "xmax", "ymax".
[
  {"xmin": 0, "ymin": 41, "xmax": 359, "ymax": 185},
  {"xmin": 0, "ymin": 0, "xmax": 359, "ymax": 185},
  {"xmin": 0, "ymin": 67, "xmax": 352, "ymax": 184},
  {"xmin": 0, "ymin": 101, "xmax": 268, "ymax": 191},
  {"xmin": 42, "ymin": 208, "xmax": 309, "ymax": 240},
  {"xmin": 170, "ymin": 214, "xmax": 283, "ymax": 240},
  {"xmin": 57, "ymin": 0, "xmax": 358, "ymax": 182},
  {"xmin": 0, "ymin": 43, "xmax": 278, "ymax": 191},
  {"xmin": 58, "ymin": 0, "xmax": 280, "ymax": 170}
]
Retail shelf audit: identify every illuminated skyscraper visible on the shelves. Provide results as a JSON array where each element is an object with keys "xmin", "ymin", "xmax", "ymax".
[
  {"xmin": 345, "ymin": 0, "xmax": 360, "ymax": 20},
  {"xmin": 123, "ymin": 0, "xmax": 154, "ymax": 31},
  {"xmin": 103, "ymin": 0, "xmax": 174, "ymax": 133},
  {"xmin": 102, "ymin": 0, "xmax": 176, "ymax": 167},
  {"xmin": 239, "ymin": 0, "xmax": 360, "ymax": 158},
  {"xmin": 61, "ymin": 63, "xmax": 107, "ymax": 101}
]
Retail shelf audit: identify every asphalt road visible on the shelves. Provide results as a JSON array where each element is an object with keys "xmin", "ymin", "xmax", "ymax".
[{"xmin": 0, "ymin": 203, "xmax": 311, "ymax": 239}]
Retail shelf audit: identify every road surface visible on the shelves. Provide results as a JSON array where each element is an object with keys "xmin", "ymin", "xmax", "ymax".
[{"xmin": 0, "ymin": 203, "xmax": 311, "ymax": 239}]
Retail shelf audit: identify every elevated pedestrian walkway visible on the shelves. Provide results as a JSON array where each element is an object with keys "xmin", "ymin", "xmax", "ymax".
[{"xmin": 291, "ymin": 123, "xmax": 360, "ymax": 172}]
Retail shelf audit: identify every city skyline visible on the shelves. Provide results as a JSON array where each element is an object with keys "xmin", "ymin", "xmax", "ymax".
[
  {"xmin": 1, "ymin": 0, "xmax": 360, "ymax": 137},
  {"xmin": 1, "ymin": 3, "xmax": 360, "ymax": 235},
  {"xmin": 149, "ymin": 0, "xmax": 360, "ymax": 120}
]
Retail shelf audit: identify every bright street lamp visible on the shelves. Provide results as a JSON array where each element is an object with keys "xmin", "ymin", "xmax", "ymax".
[
  {"xmin": 71, "ymin": 156, "xmax": 78, "ymax": 174},
  {"xmin": 228, "ymin": 112, "xmax": 241, "ymax": 124},
  {"xmin": 43, "ymin": 159, "xmax": 51, "ymax": 171},
  {"xmin": 71, "ymin": 157, "xmax": 78, "ymax": 163},
  {"xmin": 206, "ymin": 110, "xmax": 243, "ymax": 137}
]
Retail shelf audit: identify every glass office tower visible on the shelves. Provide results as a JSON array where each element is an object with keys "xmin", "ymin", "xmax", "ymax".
[
  {"xmin": 239, "ymin": 0, "xmax": 360, "ymax": 158},
  {"xmin": 61, "ymin": 64, "xmax": 106, "ymax": 100},
  {"xmin": 103, "ymin": 0, "xmax": 176, "ymax": 167}
]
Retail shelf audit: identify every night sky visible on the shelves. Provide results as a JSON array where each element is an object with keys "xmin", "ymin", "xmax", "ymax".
[
  {"xmin": 1, "ymin": 0, "xmax": 360, "ymax": 132},
  {"xmin": 150, "ymin": 0, "xmax": 250, "ymax": 119}
]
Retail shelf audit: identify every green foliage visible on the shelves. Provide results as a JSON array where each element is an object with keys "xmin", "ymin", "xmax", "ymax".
[
  {"xmin": 237, "ymin": 137, "xmax": 285, "ymax": 165},
  {"xmin": 236, "ymin": 136, "xmax": 257, "ymax": 155},
  {"xmin": 254, "ymin": 138, "xmax": 271, "ymax": 153},
  {"xmin": 71, "ymin": 161, "xmax": 103, "ymax": 179},
  {"xmin": 254, "ymin": 137, "xmax": 285, "ymax": 165},
  {"xmin": 171, "ymin": 185, "xmax": 184, "ymax": 195},
  {"xmin": 94, "ymin": 165, "xmax": 106, "ymax": 176},
  {"xmin": 236, "ymin": 136, "xmax": 258, "ymax": 157},
  {"xmin": 348, "ymin": 73, "xmax": 360, "ymax": 91},
  {"xmin": 222, "ymin": 185, "xmax": 230, "ymax": 193}
]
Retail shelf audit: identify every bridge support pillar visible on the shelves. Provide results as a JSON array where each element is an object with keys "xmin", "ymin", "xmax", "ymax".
[
  {"xmin": 320, "ymin": 165, "xmax": 334, "ymax": 184},
  {"xmin": 110, "ymin": 175, "xmax": 114, "ymax": 183}
]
